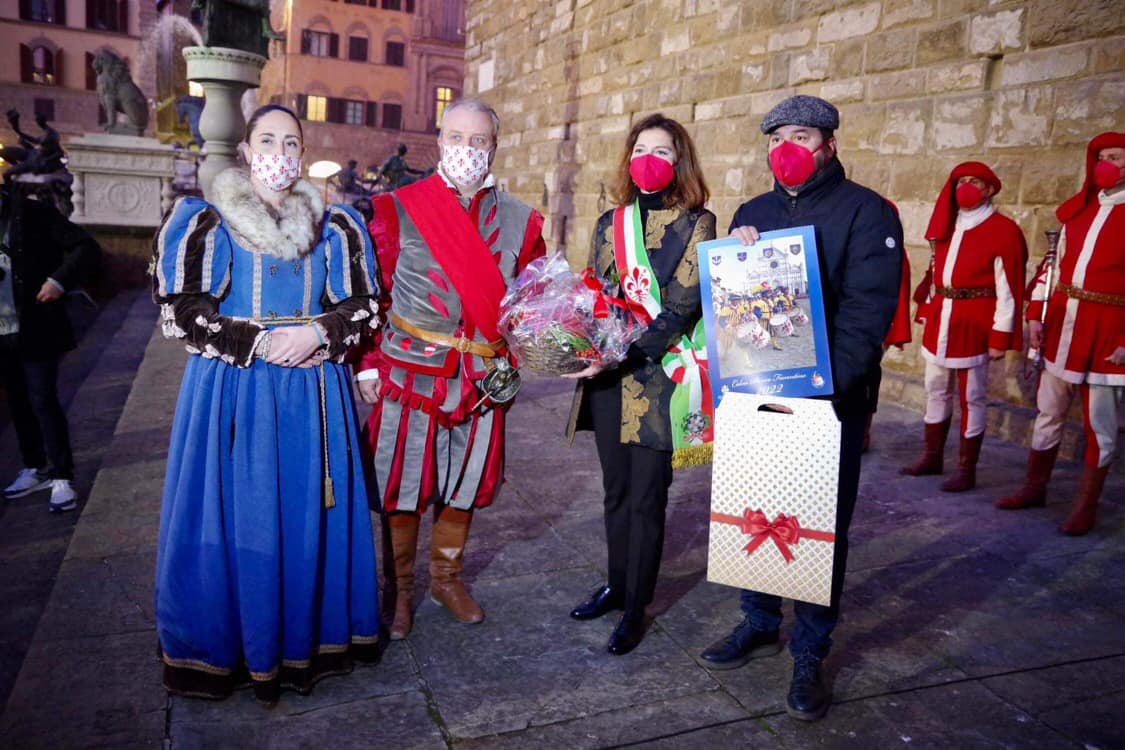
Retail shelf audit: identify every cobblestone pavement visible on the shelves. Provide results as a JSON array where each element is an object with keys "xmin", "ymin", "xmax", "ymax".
[{"xmin": 1, "ymin": 305, "xmax": 1122, "ymax": 749}]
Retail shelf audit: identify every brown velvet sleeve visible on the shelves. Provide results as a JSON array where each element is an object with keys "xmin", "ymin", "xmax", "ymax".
[
  {"xmin": 311, "ymin": 295, "xmax": 380, "ymax": 361},
  {"xmin": 158, "ymin": 294, "xmax": 266, "ymax": 367}
]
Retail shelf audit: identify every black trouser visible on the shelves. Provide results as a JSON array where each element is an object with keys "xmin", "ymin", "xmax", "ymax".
[
  {"xmin": 588, "ymin": 377, "xmax": 674, "ymax": 613},
  {"xmin": 0, "ymin": 340, "xmax": 73, "ymax": 480}
]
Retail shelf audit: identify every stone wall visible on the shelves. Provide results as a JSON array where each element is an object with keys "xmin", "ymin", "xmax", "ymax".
[{"xmin": 463, "ymin": 0, "xmax": 1124, "ymax": 446}]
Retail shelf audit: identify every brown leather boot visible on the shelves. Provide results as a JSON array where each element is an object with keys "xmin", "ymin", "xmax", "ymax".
[
  {"xmin": 430, "ymin": 506, "xmax": 484, "ymax": 623},
  {"xmin": 941, "ymin": 433, "xmax": 983, "ymax": 492},
  {"xmin": 1059, "ymin": 465, "xmax": 1110, "ymax": 536},
  {"xmin": 995, "ymin": 446, "xmax": 1059, "ymax": 509},
  {"xmin": 384, "ymin": 514, "xmax": 420, "ymax": 640},
  {"xmin": 900, "ymin": 418, "xmax": 951, "ymax": 476}
]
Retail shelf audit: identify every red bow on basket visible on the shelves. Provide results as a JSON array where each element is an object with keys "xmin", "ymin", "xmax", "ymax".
[
  {"xmin": 580, "ymin": 268, "xmax": 629, "ymax": 320},
  {"xmin": 710, "ymin": 508, "xmax": 835, "ymax": 564}
]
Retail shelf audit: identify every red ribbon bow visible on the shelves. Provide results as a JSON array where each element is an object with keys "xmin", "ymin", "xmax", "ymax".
[
  {"xmin": 580, "ymin": 268, "xmax": 628, "ymax": 320},
  {"xmin": 710, "ymin": 507, "xmax": 835, "ymax": 565},
  {"xmin": 739, "ymin": 508, "xmax": 801, "ymax": 563}
]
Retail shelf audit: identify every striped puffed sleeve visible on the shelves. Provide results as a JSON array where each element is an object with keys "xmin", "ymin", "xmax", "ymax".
[
  {"xmin": 314, "ymin": 204, "xmax": 381, "ymax": 361},
  {"xmin": 151, "ymin": 197, "xmax": 265, "ymax": 366}
]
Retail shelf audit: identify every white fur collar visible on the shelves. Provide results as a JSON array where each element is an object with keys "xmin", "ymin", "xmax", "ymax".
[{"xmin": 211, "ymin": 168, "xmax": 324, "ymax": 260}]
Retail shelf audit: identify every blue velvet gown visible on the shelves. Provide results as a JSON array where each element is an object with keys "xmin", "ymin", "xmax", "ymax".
[{"xmin": 153, "ymin": 196, "xmax": 380, "ymax": 701}]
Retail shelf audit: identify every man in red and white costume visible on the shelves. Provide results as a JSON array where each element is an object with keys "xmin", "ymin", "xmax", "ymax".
[
  {"xmin": 996, "ymin": 132, "xmax": 1125, "ymax": 535},
  {"xmin": 355, "ymin": 99, "xmax": 545, "ymax": 637},
  {"xmin": 901, "ymin": 162, "xmax": 1026, "ymax": 492}
]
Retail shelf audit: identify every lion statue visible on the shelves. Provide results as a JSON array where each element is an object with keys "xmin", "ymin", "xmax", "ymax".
[{"xmin": 92, "ymin": 49, "xmax": 149, "ymax": 135}]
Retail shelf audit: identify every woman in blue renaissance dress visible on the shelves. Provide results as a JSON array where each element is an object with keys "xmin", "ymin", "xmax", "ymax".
[{"xmin": 152, "ymin": 105, "xmax": 381, "ymax": 703}]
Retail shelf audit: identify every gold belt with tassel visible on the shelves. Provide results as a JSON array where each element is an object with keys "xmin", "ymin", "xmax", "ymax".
[{"xmin": 251, "ymin": 315, "xmax": 336, "ymax": 509}]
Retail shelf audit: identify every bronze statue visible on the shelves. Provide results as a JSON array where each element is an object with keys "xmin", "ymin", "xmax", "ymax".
[
  {"xmin": 3, "ymin": 110, "xmax": 64, "ymax": 178},
  {"xmin": 193, "ymin": 0, "xmax": 283, "ymax": 58},
  {"xmin": 2, "ymin": 110, "xmax": 73, "ymax": 215},
  {"xmin": 92, "ymin": 49, "xmax": 149, "ymax": 135},
  {"xmin": 372, "ymin": 144, "xmax": 427, "ymax": 190}
]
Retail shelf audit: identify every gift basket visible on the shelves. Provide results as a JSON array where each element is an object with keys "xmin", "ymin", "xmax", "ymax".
[{"xmin": 499, "ymin": 253, "xmax": 643, "ymax": 375}]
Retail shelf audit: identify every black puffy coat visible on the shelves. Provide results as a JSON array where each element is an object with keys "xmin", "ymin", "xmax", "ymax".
[{"xmin": 729, "ymin": 158, "xmax": 902, "ymax": 417}]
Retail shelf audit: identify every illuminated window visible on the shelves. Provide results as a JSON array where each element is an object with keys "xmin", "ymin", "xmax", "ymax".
[
  {"xmin": 435, "ymin": 86, "xmax": 453, "ymax": 128},
  {"xmin": 307, "ymin": 95, "xmax": 327, "ymax": 122},
  {"xmin": 32, "ymin": 46, "xmax": 55, "ymax": 85}
]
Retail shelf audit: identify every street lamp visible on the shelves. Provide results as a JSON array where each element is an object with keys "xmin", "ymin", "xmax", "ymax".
[{"xmin": 308, "ymin": 159, "xmax": 341, "ymax": 202}]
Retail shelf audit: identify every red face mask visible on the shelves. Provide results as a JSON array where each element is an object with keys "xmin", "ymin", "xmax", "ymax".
[
  {"xmin": 954, "ymin": 181, "xmax": 985, "ymax": 210},
  {"xmin": 768, "ymin": 140, "xmax": 824, "ymax": 188},
  {"xmin": 629, "ymin": 154, "xmax": 676, "ymax": 193},
  {"xmin": 1093, "ymin": 159, "xmax": 1122, "ymax": 190}
]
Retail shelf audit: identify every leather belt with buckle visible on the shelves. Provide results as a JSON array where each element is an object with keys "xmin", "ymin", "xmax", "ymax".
[{"xmin": 390, "ymin": 314, "xmax": 505, "ymax": 358}]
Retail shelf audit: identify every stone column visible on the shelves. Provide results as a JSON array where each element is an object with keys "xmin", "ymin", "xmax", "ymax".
[{"xmin": 183, "ymin": 46, "xmax": 267, "ymax": 200}]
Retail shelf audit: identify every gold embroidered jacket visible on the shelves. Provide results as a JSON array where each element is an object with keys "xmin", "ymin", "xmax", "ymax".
[{"xmin": 566, "ymin": 206, "xmax": 716, "ymax": 451}]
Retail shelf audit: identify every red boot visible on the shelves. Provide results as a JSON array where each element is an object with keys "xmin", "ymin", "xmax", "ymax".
[
  {"xmin": 941, "ymin": 433, "xmax": 983, "ymax": 492},
  {"xmin": 1059, "ymin": 466, "xmax": 1110, "ymax": 536},
  {"xmin": 995, "ymin": 446, "xmax": 1059, "ymax": 509},
  {"xmin": 900, "ymin": 418, "xmax": 951, "ymax": 476}
]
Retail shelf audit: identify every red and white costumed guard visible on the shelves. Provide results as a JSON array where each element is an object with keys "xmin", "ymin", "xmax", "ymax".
[
  {"xmin": 901, "ymin": 162, "xmax": 1027, "ymax": 492},
  {"xmin": 996, "ymin": 132, "xmax": 1125, "ymax": 535},
  {"xmin": 354, "ymin": 100, "xmax": 546, "ymax": 638}
]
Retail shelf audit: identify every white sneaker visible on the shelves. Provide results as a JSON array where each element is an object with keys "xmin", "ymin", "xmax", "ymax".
[
  {"xmin": 47, "ymin": 479, "xmax": 78, "ymax": 513},
  {"xmin": 3, "ymin": 468, "xmax": 52, "ymax": 499}
]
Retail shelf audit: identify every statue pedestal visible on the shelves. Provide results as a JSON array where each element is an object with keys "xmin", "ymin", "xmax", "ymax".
[
  {"xmin": 65, "ymin": 134, "xmax": 178, "ymax": 228},
  {"xmin": 184, "ymin": 46, "xmax": 267, "ymax": 199}
]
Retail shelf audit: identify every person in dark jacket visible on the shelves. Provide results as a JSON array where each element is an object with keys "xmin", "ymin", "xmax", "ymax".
[
  {"xmin": 0, "ymin": 184, "xmax": 100, "ymax": 511},
  {"xmin": 697, "ymin": 96, "xmax": 902, "ymax": 721}
]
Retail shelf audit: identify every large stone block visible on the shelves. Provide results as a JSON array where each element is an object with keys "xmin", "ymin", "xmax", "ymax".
[
  {"xmin": 768, "ymin": 24, "xmax": 814, "ymax": 52},
  {"xmin": 932, "ymin": 94, "xmax": 989, "ymax": 151},
  {"xmin": 1027, "ymin": 0, "xmax": 1125, "ymax": 48},
  {"xmin": 661, "ymin": 28, "xmax": 692, "ymax": 56},
  {"xmin": 916, "ymin": 20, "xmax": 967, "ymax": 65},
  {"xmin": 820, "ymin": 78, "xmax": 866, "ymax": 104},
  {"xmin": 1017, "ymin": 153, "xmax": 1082, "ymax": 206},
  {"xmin": 986, "ymin": 87, "xmax": 1052, "ymax": 148},
  {"xmin": 889, "ymin": 155, "xmax": 945, "ymax": 202},
  {"xmin": 769, "ymin": 51, "xmax": 792, "ymax": 89},
  {"xmin": 926, "ymin": 60, "xmax": 988, "ymax": 93},
  {"xmin": 1052, "ymin": 78, "xmax": 1125, "ymax": 144},
  {"xmin": 1092, "ymin": 36, "xmax": 1125, "ymax": 74},
  {"xmin": 817, "ymin": 2, "xmax": 881, "ymax": 43},
  {"xmin": 969, "ymin": 9, "xmax": 1024, "ymax": 56},
  {"xmin": 867, "ymin": 28, "xmax": 917, "ymax": 73},
  {"xmin": 870, "ymin": 70, "xmax": 928, "ymax": 101},
  {"xmin": 837, "ymin": 102, "xmax": 888, "ymax": 152},
  {"xmin": 883, "ymin": 0, "xmax": 935, "ymax": 29},
  {"xmin": 879, "ymin": 101, "xmax": 931, "ymax": 155},
  {"xmin": 740, "ymin": 61, "xmax": 770, "ymax": 92},
  {"xmin": 789, "ymin": 46, "xmax": 832, "ymax": 85},
  {"xmin": 1000, "ymin": 46, "xmax": 1090, "ymax": 87},
  {"xmin": 832, "ymin": 38, "xmax": 867, "ymax": 79}
]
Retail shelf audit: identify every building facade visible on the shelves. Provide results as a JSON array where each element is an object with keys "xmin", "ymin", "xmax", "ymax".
[
  {"xmin": 260, "ymin": 0, "xmax": 466, "ymax": 175},
  {"xmin": 462, "ymin": 0, "xmax": 1124, "ymax": 444},
  {"xmin": 0, "ymin": 0, "xmax": 155, "ymax": 145}
]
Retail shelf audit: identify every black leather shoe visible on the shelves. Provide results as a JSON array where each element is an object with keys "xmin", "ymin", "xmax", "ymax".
[
  {"xmin": 786, "ymin": 652, "xmax": 831, "ymax": 721},
  {"xmin": 570, "ymin": 584, "xmax": 624, "ymax": 620},
  {"xmin": 698, "ymin": 620, "xmax": 781, "ymax": 670},
  {"xmin": 607, "ymin": 612, "xmax": 646, "ymax": 655}
]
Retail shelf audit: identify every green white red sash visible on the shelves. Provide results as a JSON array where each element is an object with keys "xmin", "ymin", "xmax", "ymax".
[{"xmin": 612, "ymin": 202, "xmax": 713, "ymax": 467}]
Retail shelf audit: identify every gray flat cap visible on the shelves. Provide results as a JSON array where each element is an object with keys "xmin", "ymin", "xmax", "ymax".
[{"xmin": 760, "ymin": 95, "xmax": 840, "ymax": 134}]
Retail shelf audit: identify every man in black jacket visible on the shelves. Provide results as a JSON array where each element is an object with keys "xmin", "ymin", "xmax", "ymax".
[
  {"xmin": 0, "ymin": 184, "xmax": 100, "ymax": 511},
  {"xmin": 697, "ymin": 96, "xmax": 902, "ymax": 721}
]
